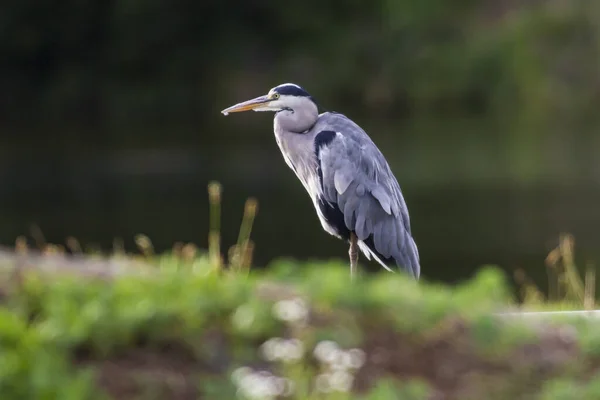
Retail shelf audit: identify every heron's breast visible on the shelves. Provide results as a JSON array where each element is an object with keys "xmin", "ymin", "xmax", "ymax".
[{"xmin": 275, "ymin": 131, "xmax": 318, "ymax": 180}]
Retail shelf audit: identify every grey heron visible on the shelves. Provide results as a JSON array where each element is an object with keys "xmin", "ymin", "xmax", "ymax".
[{"xmin": 221, "ymin": 83, "xmax": 420, "ymax": 280}]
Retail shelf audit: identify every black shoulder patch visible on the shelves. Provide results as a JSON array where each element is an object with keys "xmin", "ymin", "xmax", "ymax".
[
  {"xmin": 314, "ymin": 130, "xmax": 336, "ymax": 191},
  {"xmin": 314, "ymin": 130, "xmax": 336, "ymax": 157},
  {"xmin": 274, "ymin": 84, "xmax": 311, "ymax": 97}
]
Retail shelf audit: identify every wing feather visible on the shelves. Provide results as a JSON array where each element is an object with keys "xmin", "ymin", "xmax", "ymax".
[
  {"xmin": 373, "ymin": 220, "xmax": 384, "ymax": 253},
  {"xmin": 371, "ymin": 186, "xmax": 392, "ymax": 215},
  {"xmin": 343, "ymin": 200, "xmax": 357, "ymax": 228},
  {"xmin": 334, "ymin": 170, "xmax": 353, "ymax": 195},
  {"xmin": 355, "ymin": 209, "xmax": 368, "ymax": 241}
]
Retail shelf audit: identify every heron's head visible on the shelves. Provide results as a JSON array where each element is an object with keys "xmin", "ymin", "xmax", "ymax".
[{"xmin": 221, "ymin": 83, "xmax": 317, "ymax": 116}]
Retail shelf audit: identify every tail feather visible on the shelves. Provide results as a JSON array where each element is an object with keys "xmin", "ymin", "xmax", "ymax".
[{"xmin": 358, "ymin": 235, "xmax": 419, "ymax": 278}]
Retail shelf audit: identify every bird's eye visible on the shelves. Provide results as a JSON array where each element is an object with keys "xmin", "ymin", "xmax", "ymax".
[{"xmin": 272, "ymin": 93, "xmax": 280, "ymax": 99}]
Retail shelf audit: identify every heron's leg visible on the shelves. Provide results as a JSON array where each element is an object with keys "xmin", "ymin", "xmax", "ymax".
[{"xmin": 349, "ymin": 232, "xmax": 359, "ymax": 281}]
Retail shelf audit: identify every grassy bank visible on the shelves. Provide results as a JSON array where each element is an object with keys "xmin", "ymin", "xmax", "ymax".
[
  {"xmin": 0, "ymin": 183, "xmax": 599, "ymax": 399},
  {"xmin": 0, "ymin": 247, "xmax": 597, "ymax": 399}
]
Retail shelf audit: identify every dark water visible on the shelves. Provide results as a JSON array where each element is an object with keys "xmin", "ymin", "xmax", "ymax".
[{"xmin": 2, "ymin": 148, "xmax": 599, "ymax": 295}]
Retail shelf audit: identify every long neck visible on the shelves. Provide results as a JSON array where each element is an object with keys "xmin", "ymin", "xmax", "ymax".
[
  {"xmin": 272, "ymin": 113, "xmax": 321, "ymax": 199},
  {"xmin": 274, "ymin": 103, "xmax": 318, "ymax": 133}
]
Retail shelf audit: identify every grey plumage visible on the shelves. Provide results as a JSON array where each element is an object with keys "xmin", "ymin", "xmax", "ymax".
[{"xmin": 221, "ymin": 83, "xmax": 420, "ymax": 279}]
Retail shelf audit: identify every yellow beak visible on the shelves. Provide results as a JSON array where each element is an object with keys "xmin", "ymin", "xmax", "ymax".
[{"xmin": 221, "ymin": 95, "xmax": 271, "ymax": 115}]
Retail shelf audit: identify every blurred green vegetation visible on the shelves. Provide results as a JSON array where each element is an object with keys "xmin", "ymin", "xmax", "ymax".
[{"xmin": 0, "ymin": 244, "xmax": 599, "ymax": 399}]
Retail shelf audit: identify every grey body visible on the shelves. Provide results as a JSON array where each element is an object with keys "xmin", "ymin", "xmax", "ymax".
[{"xmin": 222, "ymin": 83, "xmax": 420, "ymax": 278}]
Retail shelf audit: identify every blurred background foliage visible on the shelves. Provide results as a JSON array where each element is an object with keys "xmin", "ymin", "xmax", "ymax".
[{"xmin": 2, "ymin": 0, "xmax": 600, "ymax": 286}]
